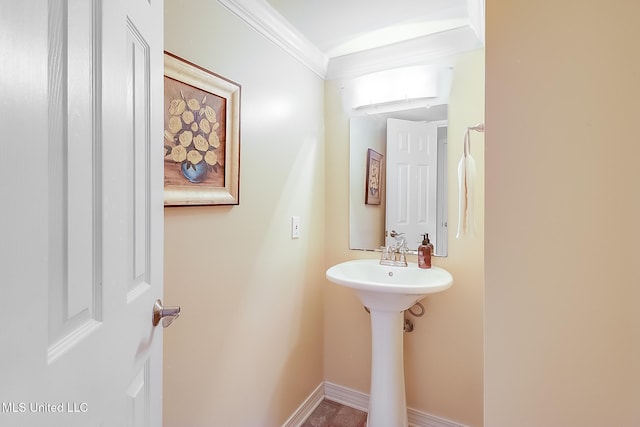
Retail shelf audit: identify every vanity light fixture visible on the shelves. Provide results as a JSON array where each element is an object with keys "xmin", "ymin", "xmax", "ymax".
[
  {"xmin": 341, "ymin": 65, "xmax": 452, "ymax": 117},
  {"xmin": 350, "ymin": 65, "xmax": 439, "ymax": 109}
]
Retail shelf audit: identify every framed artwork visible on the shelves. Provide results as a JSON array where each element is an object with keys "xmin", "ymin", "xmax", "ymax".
[
  {"xmin": 163, "ymin": 52, "xmax": 241, "ymax": 206},
  {"xmin": 365, "ymin": 148, "xmax": 383, "ymax": 205}
]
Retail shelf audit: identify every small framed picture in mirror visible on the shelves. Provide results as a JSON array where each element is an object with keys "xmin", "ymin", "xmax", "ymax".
[{"xmin": 365, "ymin": 148, "xmax": 383, "ymax": 205}]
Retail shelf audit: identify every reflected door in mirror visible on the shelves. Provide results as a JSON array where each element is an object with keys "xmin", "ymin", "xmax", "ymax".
[{"xmin": 386, "ymin": 118, "xmax": 438, "ymax": 251}]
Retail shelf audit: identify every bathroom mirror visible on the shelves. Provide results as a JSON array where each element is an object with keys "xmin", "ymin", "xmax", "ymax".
[{"xmin": 349, "ymin": 104, "xmax": 448, "ymax": 256}]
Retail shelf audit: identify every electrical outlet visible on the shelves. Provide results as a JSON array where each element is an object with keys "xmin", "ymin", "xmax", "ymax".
[{"xmin": 291, "ymin": 216, "xmax": 300, "ymax": 239}]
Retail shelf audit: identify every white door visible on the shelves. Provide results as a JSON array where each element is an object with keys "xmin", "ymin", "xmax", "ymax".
[
  {"xmin": 0, "ymin": 0, "xmax": 165, "ymax": 426},
  {"xmin": 386, "ymin": 118, "xmax": 438, "ymax": 250}
]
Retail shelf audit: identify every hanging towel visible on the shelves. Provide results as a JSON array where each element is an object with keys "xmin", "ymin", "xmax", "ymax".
[{"xmin": 456, "ymin": 128, "xmax": 476, "ymax": 239}]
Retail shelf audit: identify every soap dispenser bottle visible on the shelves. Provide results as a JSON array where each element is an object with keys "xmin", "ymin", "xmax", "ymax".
[{"xmin": 418, "ymin": 233, "xmax": 433, "ymax": 269}]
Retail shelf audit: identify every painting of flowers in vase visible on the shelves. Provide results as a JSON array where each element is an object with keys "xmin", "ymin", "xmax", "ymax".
[
  {"xmin": 164, "ymin": 78, "xmax": 226, "ymax": 186},
  {"xmin": 163, "ymin": 52, "xmax": 240, "ymax": 206}
]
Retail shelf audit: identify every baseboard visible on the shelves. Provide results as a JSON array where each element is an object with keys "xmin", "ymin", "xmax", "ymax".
[
  {"xmin": 323, "ymin": 381, "xmax": 369, "ymax": 412},
  {"xmin": 407, "ymin": 408, "xmax": 470, "ymax": 427},
  {"xmin": 323, "ymin": 381, "xmax": 468, "ymax": 427},
  {"xmin": 281, "ymin": 382, "xmax": 325, "ymax": 427}
]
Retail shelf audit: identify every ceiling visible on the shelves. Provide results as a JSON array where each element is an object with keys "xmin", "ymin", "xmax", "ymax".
[
  {"xmin": 218, "ymin": 0, "xmax": 484, "ymax": 79},
  {"xmin": 265, "ymin": 0, "xmax": 470, "ymax": 59},
  {"xmin": 219, "ymin": 0, "xmax": 484, "ymax": 120}
]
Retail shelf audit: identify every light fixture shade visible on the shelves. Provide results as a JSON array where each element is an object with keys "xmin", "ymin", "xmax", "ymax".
[{"xmin": 350, "ymin": 65, "xmax": 440, "ymax": 109}]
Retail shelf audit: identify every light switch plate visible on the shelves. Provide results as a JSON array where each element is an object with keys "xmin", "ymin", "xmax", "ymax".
[{"xmin": 291, "ymin": 216, "xmax": 300, "ymax": 239}]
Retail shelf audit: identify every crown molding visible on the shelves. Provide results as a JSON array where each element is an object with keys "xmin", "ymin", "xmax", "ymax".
[
  {"xmin": 217, "ymin": 0, "xmax": 484, "ymax": 81},
  {"xmin": 326, "ymin": 25, "xmax": 483, "ymax": 81},
  {"xmin": 467, "ymin": 0, "xmax": 485, "ymax": 45},
  {"xmin": 217, "ymin": 0, "xmax": 328, "ymax": 78}
]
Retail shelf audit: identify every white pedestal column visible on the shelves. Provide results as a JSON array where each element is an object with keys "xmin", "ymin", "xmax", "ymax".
[{"xmin": 367, "ymin": 309, "xmax": 408, "ymax": 427}]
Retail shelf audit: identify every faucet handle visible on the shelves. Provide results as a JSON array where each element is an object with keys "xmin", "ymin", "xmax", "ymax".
[
  {"xmin": 398, "ymin": 247, "xmax": 408, "ymax": 266},
  {"xmin": 390, "ymin": 230, "xmax": 407, "ymax": 248}
]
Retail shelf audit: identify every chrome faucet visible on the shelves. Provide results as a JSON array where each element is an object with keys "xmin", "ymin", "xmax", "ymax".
[
  {"xmin": 391, "ymin": 230, "xmax": 406, "ymax": 249},
  {"xmin": 380, "ymin": 230, "xmax": 408, "ymax": 267}
]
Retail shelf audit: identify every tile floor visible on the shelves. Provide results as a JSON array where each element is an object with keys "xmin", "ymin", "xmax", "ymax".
[{"xmin": 301, "ymin": 400, "xmax": 367, "ymax": 427}]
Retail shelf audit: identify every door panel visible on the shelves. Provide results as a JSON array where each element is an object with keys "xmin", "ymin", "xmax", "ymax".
[
  {"xmin": 386, "ymin": 118, "xmax": 438, "ymax": 249},
  {"xmin": 47, "ymin": 0, "xmax": 103, "ymax": 366},
  {"xmin": 103, "ymin": 0, "xmax": 165, "ymax": 425},
  {"xmin": 0, "ymin": 0, "xmax": 164, "ymax": 426}
]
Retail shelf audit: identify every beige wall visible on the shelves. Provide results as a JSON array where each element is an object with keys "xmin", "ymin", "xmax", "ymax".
[
  {"xmin": 163, "ymin": 1, "xmax": 325, "ymax": 425},
  {"xmin": 485, "ymin": 1, "xmax": 640, "ymax": 426},
  {"xmin": 324, "ymin": 49, "xmax": 485, "ymax": 426},
  {"xmin": 349, "ymin": 117, "xmax": 386, "ymax": 250}
]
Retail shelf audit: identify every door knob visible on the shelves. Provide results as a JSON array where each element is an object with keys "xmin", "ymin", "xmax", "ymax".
[{"xmin": 152, "ymin": 299, "xmax": 180, "ymax": 328}]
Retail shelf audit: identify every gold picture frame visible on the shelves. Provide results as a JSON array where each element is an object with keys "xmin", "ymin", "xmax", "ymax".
[
  {"xmin": 365, "ymin": 148, "xmax": 383, "ymax": 205},
  {"xmin": 163, "ymin": 52, "xmax": 240, "ymax": 206}
]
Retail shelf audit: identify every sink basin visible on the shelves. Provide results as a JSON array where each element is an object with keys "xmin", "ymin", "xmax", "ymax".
[
  {"xmin": 326, "ymin": 259, "xmax": 453, "ymax": 427},
  {"xmin": 326, "ymin": 259, "xmax": 452, "ymax": 311}
]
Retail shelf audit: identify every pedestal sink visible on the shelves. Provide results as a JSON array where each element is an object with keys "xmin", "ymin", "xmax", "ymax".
[{"xmin": 326, "ymin": 259, "xmax": 453, "ymax": 427}]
